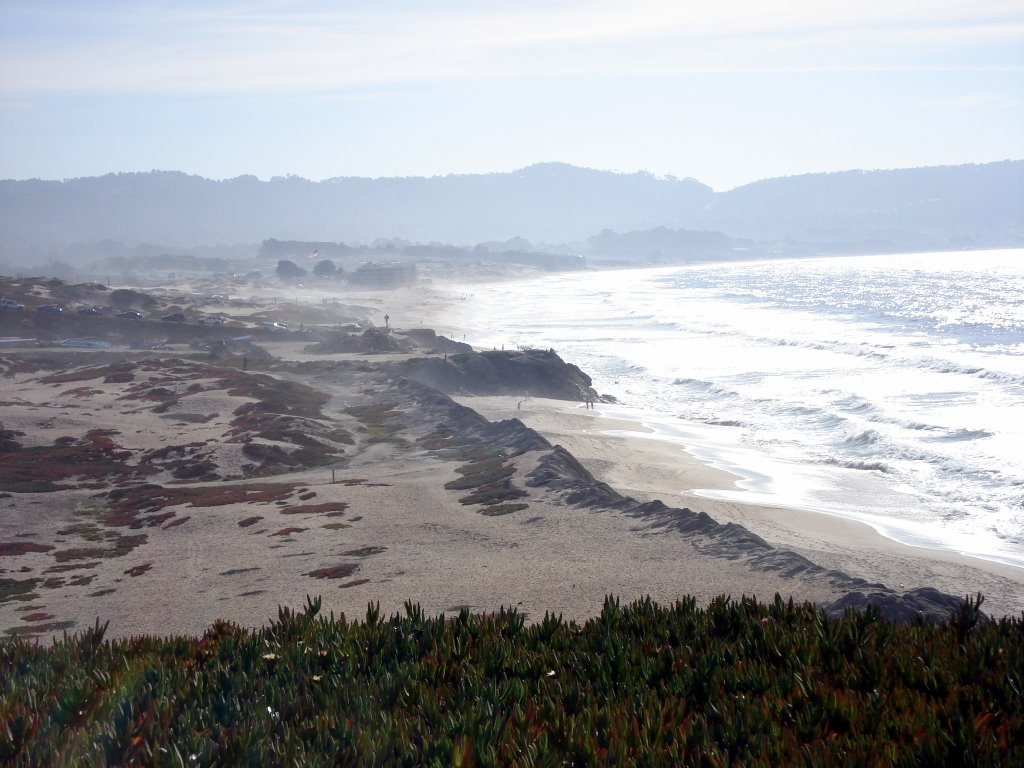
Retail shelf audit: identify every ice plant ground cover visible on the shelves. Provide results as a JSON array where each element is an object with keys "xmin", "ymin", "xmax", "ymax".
[{"xmin": 1, "ymin": 593, "xmax": 1020, "ymax": 766}]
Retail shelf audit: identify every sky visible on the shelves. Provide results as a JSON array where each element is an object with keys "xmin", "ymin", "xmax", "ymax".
[{"xmin": 0, "ymin": 0, "xmax": 1022, "ymax": 191}]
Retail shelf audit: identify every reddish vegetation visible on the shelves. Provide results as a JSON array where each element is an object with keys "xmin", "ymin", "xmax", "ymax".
[
  {"xmin": 118, "ymin": 365, "xmax": 209, "ymax": 412},
  {"xmin": 238, "ymin": 516, "xmax": 263, "ymax": 528},
  {"xmin": 141, "ymin": 443, "xmax": 219, "ymax": 482},
  {"xmin": 163, "ymin": 516, "xmax": 190, "ymax": 529},
  {"xmin": 307, "ymin": 564, "xmax": 358, "ymax": 579},
  {"xmin": 0, "ymin": 542, "xmax": 54, "ymax": 557},
  {"xmin": 52, "ymin": 533, "xmax": 147, "ymax": 562},
  {"xmin": 124, "ymin": 563, "xmax": 152, "ymax": 577},
  {"xmin": 222, "ymin": 371, "xmax": 353, "ymax": 475},
  {"xmin": 58, "ymin": 387, "xmax": 103, "ymax": 398},
  {"xmin": 60, "ymin": 359, "xmax": 358, "ymax": 479},
  {"xmin": 0, "ymin": 357, "xmax": 61, "ymax": 377},
  {"xmin": 221, "ymin": 372, "xmax": 330, "ymax": 419},
  {"xmin": 41, "ymin": 364, "xmax": 132, "ymax": 385},
  {"xmin": 99, "ymin": 483, "xmax": 296, "ymax": 528},
  {"xmin": 51, "ymin": 548, "xmax": 108, "ymax": 563},
  {"xmin": 44, "ymin": 562, "xmax": 101, "ymax": 573},
  {"xmin": 0, "ymin": 429, "xmax": 152, "ymax": 492},
  {"xmin": 21, "ymin": 612, "xmax": 55, "ymax": 622},
  {"xmin": 271, "ymin": 527, "xmax": 306, "ymax": 537},
  {"xmin": 340, "ymin": 546, "xmax": 386, "ymax": 557},
  {"xmin": 103, "ymin": 365, "xmax": 136, "ymax": 384},
  {"xmin": 279, "ymin": 502, "xmax": 349, "ymax": 516}
]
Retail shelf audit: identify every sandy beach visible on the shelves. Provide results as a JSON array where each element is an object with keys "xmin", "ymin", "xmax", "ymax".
[
  {"xmin": 2, "ymin": 274, "xmax": 1022, "ymax": 643},
  {"xmin": 459, "ymin": 395, "xmax": 1024, "ymax": 620}
]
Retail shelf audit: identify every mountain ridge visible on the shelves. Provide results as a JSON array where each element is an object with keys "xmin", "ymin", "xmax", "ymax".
[{"xmin": 1, "ymin": 160, "xmax": 1020, "ymax": 260}]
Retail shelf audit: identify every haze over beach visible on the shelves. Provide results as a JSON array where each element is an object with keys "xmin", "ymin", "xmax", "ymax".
[{"xmin": 2, "ymin": 1, "xmax": 1024, "ymax": 763}]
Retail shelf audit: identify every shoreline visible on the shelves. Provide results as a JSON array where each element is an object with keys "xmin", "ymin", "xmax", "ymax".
[
  {"xmin": 3, "ymin": 268, "xmax": 1022, "ymax": 644},
  {"xmin": 457, "ymin": 395, "xmax": 1024, "ymax": 619},
  {"xmin": 429, "ymin": 262, "xmax": 1024, "ymax": 584},
  {"xmin": 596, "ymin": 401, "xmax": 1024, "ymax": 573},
  {"xmin": 178, "ymin": 272, "xmax": 1024, "ymax": 618}
]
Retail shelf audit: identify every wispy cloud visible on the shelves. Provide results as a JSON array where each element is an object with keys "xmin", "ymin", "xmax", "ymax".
[
  {"xmin": 1, "ymin": 0, "xmax": 1022, "ymax": 94},
  {"xmin": 919, "ymin": 93, "xmax": 1023, "ymax": 108}
]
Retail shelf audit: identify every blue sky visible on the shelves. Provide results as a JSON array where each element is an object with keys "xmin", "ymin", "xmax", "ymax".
[{"xmin": 1, "ymin": 0, "xmax": 1021, "ymax": 190}]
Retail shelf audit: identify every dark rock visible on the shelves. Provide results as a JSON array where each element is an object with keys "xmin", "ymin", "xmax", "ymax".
[
  {"xmin": 397, "ymin": 328, "xmax": 472, "ymax": 354},
  {"xmin": 824, "ymin": 587, "xmax": 973, "ymax": 625},
  {"xmin": 305, "ymin": 328, "xmax": 412, "ymax": 355},
  {"xmin": 406, "ymin": 348, "xmax": 603, "ymax": 402}
]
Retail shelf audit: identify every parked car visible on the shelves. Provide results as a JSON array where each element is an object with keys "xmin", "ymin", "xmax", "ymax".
[
  {"xmin": 114, "ymin": 310, "xmax": 143, "ymax": 319},
  {"xmin": 0, "ymin": 297, "xmax": 25, "ymax": 311},
  {"xmin": 78, "ymin": 306, "xmax": 103, "ymax": 316},
  {"xmin": 36, "ymin": 304, "xmax": 63, "ymax": 313},
  {"xmin": 198, "ymin": 315, "xmax": 224, "ymax": 326},
  {"xmin": 161, "ymin": 312, "xmax": 186, "ymax": 322},
  {"xmin": 258, "ymin": 321, "xmax": 288, "ymax": 332}
]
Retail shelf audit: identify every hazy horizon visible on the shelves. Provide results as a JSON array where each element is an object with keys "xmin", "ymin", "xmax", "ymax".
[
  {"xmin": 2, "ymin": 1, "xmax": 1022, "ymax": 191},
  {"xmin": 4, "ymin": 158, "xmax": 1024, "ymax": 195}
]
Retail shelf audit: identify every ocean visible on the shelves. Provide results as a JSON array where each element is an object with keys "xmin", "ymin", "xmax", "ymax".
[{"xmin": 448, "ymin": 249, "xmax": 1024, "ymax": 569}]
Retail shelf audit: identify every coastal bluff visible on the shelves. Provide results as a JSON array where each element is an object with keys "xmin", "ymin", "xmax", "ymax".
[{"xmin": 404, "ymin": 348, "xmax": 605, "ymax": 403}]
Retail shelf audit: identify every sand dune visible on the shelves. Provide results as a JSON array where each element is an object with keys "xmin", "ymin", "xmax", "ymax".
[{"xmin": 2, "ymin": 275, "xmax": 1021, "ymax": 643}]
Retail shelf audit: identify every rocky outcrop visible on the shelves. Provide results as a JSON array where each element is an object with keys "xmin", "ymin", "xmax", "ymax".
[
  {"xmin": 397, "ymin": 329, "xmax": 472, "ymax": 354},
  {"xmin": 305, "ymin": 328, "xmax": 413, "ymax": 355},
  {"xmin": 388, "ymin": 357, "xmax": 973, "ymax": 625},
  {"xmin": 823, "ymin": 587, "xmax": 972, "ymax": 624},
  {"xmin": 405, "ymin": 349, "xmax": 604, "ymax": 402},
  {"xmin": 525, "ymin": 446, "xmax": 972, "ymax": 625}
]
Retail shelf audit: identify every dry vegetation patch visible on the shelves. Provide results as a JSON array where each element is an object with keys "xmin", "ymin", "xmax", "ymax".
[
  {"xmin": 0, "ymin": 357, "xmax": 62, "ymax": 378},
  {"xmin": 0, "ymin": 578, "xmax": 42, "ymax": 604},
  {"xmin": 0, "ymin": 429, "xmax": 154, "ymax": 492},
  {"xmin": 444, "ymin": 455, "xmax": 530, "ymax": 511},
  {"xmin": 97, "ymin": 483, "xmax": 298, "ymax": 528},
  {"xmin": 344, "ymin": 402, "xmax": 408, "ymax": 446},
  {"xmin": 306, "ymin": 563, "xmax": 359, "ymax": 579},
  {"xmin": 140, "ymin": 442, "xmax": 220, "ymax": 481},
  {"xmin": 217, "ymin": 371, "xmax": 354, "ymax": 474},
  {"xmin": 40, "ymin": 363, "xmax": 135, "ymax": 386},
  {"xmin": 0, "ymin": 542, "xmax": 54, "ymax": 557},
  {"xmin": 340, "ymin": 546, "xmax": 386, "ymax": 558},
  {"xmin": 52, "ymin": 533, "xmax": 148, "ymax": 562},
  {"xmin": 279, "ymin": 502, "xmax": 349, "ymax": 516}
]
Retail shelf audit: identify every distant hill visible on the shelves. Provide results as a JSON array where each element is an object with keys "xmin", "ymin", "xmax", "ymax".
[
  {"xmin": 695, "ymin": 161, "xmax": 1024, "ymax": 251},
  {"xmin": 0, "ymin": 161, "xmax": 1020, "ymax": 263},
  {"xmin": 0, "ymin": 163, "xmax": 712, "ymax": 254}
]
